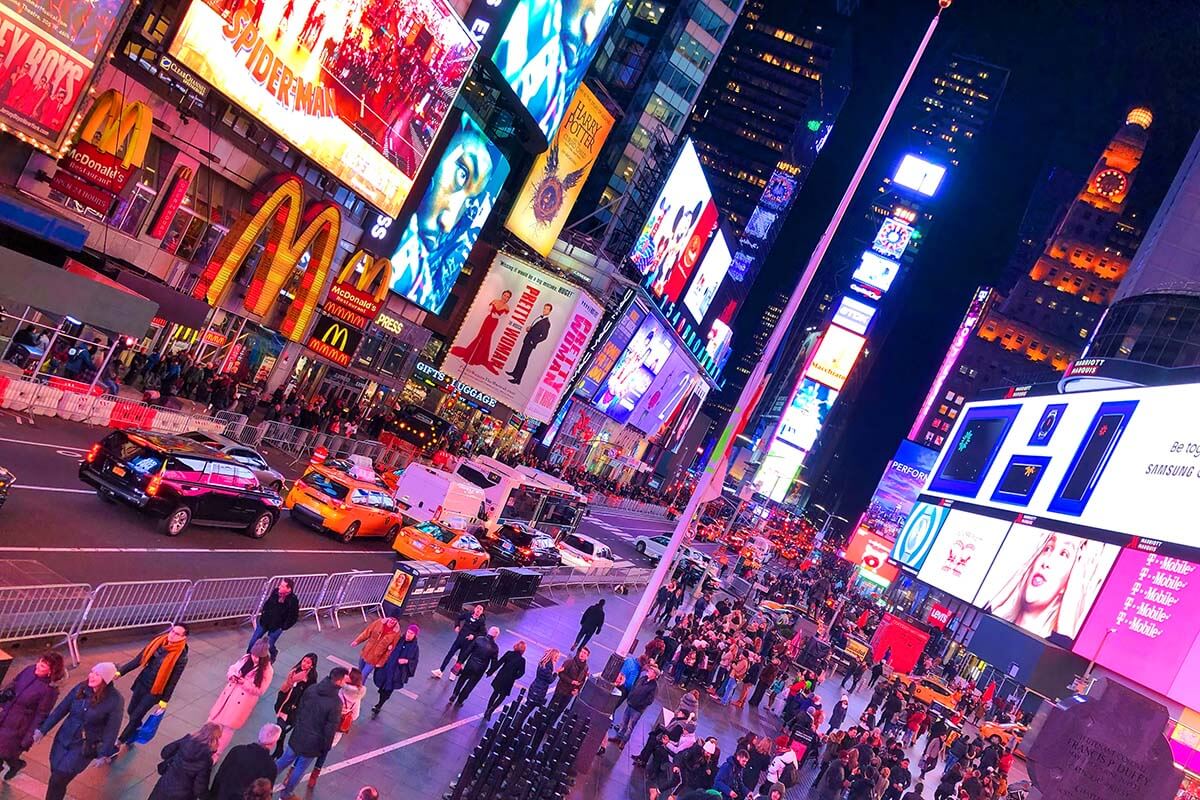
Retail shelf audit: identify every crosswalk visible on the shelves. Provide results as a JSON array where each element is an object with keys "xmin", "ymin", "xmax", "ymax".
[{"xmin": 587, "ymin": 516, "xmax": 634, "ymax": 540}]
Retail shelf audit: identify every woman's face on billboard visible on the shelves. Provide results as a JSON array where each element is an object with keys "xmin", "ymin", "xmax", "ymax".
[{"xmin": 1024, "ymin": 534, "xmax": 1078, "ymax": 609}]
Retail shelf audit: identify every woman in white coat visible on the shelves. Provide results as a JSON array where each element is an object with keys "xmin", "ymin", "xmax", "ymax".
[{"xmin": 208, "ymin": 640, "xmax": 274, "ymax": 755}]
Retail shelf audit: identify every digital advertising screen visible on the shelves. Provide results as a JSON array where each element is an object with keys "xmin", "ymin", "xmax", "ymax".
[
  {"xmin": 860, "ymin": 439, "xmax": 940, "ymax": 542},
  {"xmin": 893, "ymin": 154, "xmax": 946, "ymax": 196},
  {"xmin": 657, "ymin": 201, "xmax": 719, "ymax": 304},
  {"xmin": 754, "ymin": 439, "xmax": 806, "ymax": 503},
  {"xmin": 505, "ymin": 83, "xmax": 614, "ymax": 256},
  {"xmin": 976, "ymin": 523, "xmax": 1120, "ymax": 645},
  {"xmin": 804, "ymin": 324, "xmax": 866, "ymax": 392},
  {"xmin": 776, "ymin": 377, "xmax": 837, "ymax": 452},
  {"xmin": 491, "ymin": 0, "xmax": 618, "ymax": 140},
  {"xmin": 891, "ymin": 501, "xmax": 951, "ymax": 571},
  {"xmin": 852, "ymin": 250, "xmax": 900, "ymax": 294},
  {"xmin": 631, "ymin": 142, "xmax": 714, "ymax": 286},
  {"xmin": 577, "ymin": 302, "xmax": 647, "ymax": 398},
  {"xmin": 872, "ymin": 217, "xmax": 914, "ymax": 260},
  {"xmin": 915, "ymin": 508, "xmax": 1012, "ymax": 602},
  {"xmin": 627, "ymin": 349, "xmax": 700, "ymax": 438},
  {"xmin": 927, "ymin": 405, "xmax": 1021, "ymax": 498},
  {"xmin": 592, "ymin": 315, "xmax": 673, "ymax": 424},
  {"xmin": 831, "ymin": 296, "xmax": 876, "ymax": 336},
  {"xmin": 682, "ymin": 231, "xmax": 731, "ymax": 322},
  {"xmin": 844, "ymin": 528, "xmax": 900, "ymax": 584},
  {"xmin": 389, "ymin": 111, "xmax": 510, "ymax": 314},
  {"xmin": 170, "ymin": 0, "xmax": 476, "ymax": 216}
]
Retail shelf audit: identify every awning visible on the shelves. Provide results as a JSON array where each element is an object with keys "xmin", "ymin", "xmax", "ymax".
[
  {"xmin": 0, "ymin": 247, "xmax": 158, "ymax": 333},
  {"xmin": 0, "ymin": 189, "xmax": 87, "ymax": 251},
  {"xmin": 116, "ymin": 270, "xmax": 211, "ymax": 329}
]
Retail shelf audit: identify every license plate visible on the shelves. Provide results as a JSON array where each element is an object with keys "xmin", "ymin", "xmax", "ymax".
[
  {"xmin": 411, "ymin": 540, "xmax": 424, "ymax": 549},
  {"xmin": 298, "ymin": 505, "xmax": 323, "ymax": 519},
  {"xmin": 111, "ymin": 465, "xmax": 126, "ymax": 477}
]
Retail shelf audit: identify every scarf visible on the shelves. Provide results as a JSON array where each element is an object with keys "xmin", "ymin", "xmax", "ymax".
[{"xmin": 135, "ymin": 634, "xmax": 187, "ymax": 696}]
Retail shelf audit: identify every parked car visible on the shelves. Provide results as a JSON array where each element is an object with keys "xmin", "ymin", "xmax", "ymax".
[
  {"xmin": 285, "ymin": 464, "xmax": 404, "ymax": 543},
  {"xmin": 633, "ymin": 534, "xmax": 708, "ymax": 567},
  {"xmin": 393, "ymin": 520, "xmax": 490, "ymax": 570},
  {"xmin": 979, "ymin": 720, "xmax": 1029, "ymax": 751},
  {"xmin": 179, "ymin": 431, "xmax": 286, "ymax": 492},
  {"xmin": 481, "ymin": 522, "xmax": 562, "ymax": 567},
  {"xmin": 79, "ymin": 429, "xmax": 281, "ymax": 537},
  {"xmin": 557, "ymin": 532, "xmax": 615, "ymax": 570},
  {"xmin": 0, "ymin": 465, "xmax": 14, "ymax": 509},
  {"xmin": 896, "ymin": 674, "xmax": 961, "ymax": 712}
]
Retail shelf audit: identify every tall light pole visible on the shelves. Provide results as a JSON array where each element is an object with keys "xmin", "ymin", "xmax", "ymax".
[{"xmin": 615, "ymin": 0, "xmax": 953, "ymax": 658}]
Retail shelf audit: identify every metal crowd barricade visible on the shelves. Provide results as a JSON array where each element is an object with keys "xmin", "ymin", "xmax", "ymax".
[
  {"xmin": 312, "ymin": 571, "xmax": 358, "ymax": 626},
  {"xmin": 263, "ymin": 573, "xmax": 333, "ymax": 631},
  {"xmin": 71, "ymin": 580, "xmax": 191, "ymax": 664},
  {"xmin": 179, "ymin": 577, "xmax": 271, "ymax": 626},
  {"xmin": 0, "ymin": 583, "xmax": 92, "ymax": 659},
  {"xmin": 333, "ymin": 572, "xmax": 394, "ymax": 628}
]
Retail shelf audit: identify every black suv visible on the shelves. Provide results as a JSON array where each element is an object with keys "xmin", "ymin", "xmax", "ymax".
[
  {"xmin": 79, "ymin": 430, "xmax": 283, "ymax": 537},
  {"xmin": 481, "ymin": 522, "xmax": 563, "ymax": 567}
]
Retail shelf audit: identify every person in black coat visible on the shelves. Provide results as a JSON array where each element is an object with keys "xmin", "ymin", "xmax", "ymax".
[
  {"xmin": 432, "ymin": 604, "xmax": 487, "ymax": 678},
  {"xmin": 449, "ymin": 627, "xmax": 501, "ymax": 707},
  {"xmin": 275, "ymin": 668, "xmax": 348, "ymax": 798},
  {"xmin": 483, "ymin": 641, "xmax": 526, "ymax": 719},
  {"xmin": 149, "ymin": 722, "xmax": 219, "ymax": 799},
  {"xmin": 573, "ymin": 599, "xmax": 606, "ymax": 652},
  {"xmin": 209, "ymin": 723, "xmax": 280, "ymax": 800},
  {"xmin": 271, "ymin": 653, "xmax": 317, "ymax": 758},
  {"xmin": 0, "ymin": 651, "xmax": 64, "ymax": 780},
  {"xmin": 248, "ymin": 579, "xmax": 301, "ymax": 663},
  {"xmin": 676, "ymin": 738, "xmax": 720, "ymax": 793},
  {"xmin": 36, "ymin": 662, "xmax": 124, "ymax": 800},
  {"xmin": 371, "ymin": 625, "xmax": 420, "ymax": 716},
  {"xmin": 610, "ymin": 665, "xmax": 659, "ymax": 749}
]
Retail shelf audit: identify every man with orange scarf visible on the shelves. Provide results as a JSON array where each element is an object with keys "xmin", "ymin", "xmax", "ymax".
[{"xmin": 115, "ymin": 623, "xmax": 191, "ymax": 747}]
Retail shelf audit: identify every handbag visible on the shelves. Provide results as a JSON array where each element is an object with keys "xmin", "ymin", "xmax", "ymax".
[
  {"xmin": 451, "ymin": 662, "xmax": 464, "ymax": 676},
  {"xmin": 133, "ymin": 709, "xmax": 164, "ymax": 745}
]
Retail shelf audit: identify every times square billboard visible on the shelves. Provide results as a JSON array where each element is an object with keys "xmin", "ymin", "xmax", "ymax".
[{"xmin": 857, "ymin": 439, "xmax": 938, "ymax": 542}]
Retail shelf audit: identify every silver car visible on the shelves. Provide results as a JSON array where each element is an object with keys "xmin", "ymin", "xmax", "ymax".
[{"xmin": 180, "ymin": 432, "xmax": 286, "ymax": 492}]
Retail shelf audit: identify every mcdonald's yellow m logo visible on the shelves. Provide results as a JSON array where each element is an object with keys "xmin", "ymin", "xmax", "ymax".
[
  {"xmin": 192, "ymin": 174, "xmax": 342, "ymax": 343},
  {"xmin": 320, "ymin": 321, "xmax": 351, "ymax": 351},
  {"xmin": 337, "ymin": 250, "xmax": 392, "ymax": 304},
  {"xmin": 78, "ymin": 89, "xmax": 153, "ymax": 169}
]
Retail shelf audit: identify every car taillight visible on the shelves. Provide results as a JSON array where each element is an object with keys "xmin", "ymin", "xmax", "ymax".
[
  {"xmin": 85, "ymin": 444, "xmax": 101, "ymax": 463},
  {"xmin": 519, "ymin": 547, "xmax": 533, "ymax": 557},
  {"xmin": 146, "ymin": 473, "xmax": 163, "ymax": 496}
]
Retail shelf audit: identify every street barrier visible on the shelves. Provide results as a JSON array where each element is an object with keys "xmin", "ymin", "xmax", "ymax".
[
  {"xmin": 265, "ymin": 573, "xmax": 331, "ymax": 631},
  {"xmin": 0, "ymin": 584, "xmax": 92, "ymax": 662},
  {"xmin": 71, "ymin": 580, "xmax": 191, "ymax": 663},
  {"xmin": 180, "ymin": 577, "xmax": 272, "ymax": 626},
  {"xmin": 587, "ymin": 493, "xmax": 671, "ymax": 518},
  {"xmin": 334, "ymin": 572, "xmax": 394, "ymax": 627}
]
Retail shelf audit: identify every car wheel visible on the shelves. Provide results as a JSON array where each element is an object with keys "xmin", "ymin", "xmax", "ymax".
[
  {"xmin": 96, "ymin": 489, "xmax": 115, "ymax": 504},
  {"xmin": 446, "ymin": 560, "xmax": 457, "ymax": 570},
  {"xmin": 159, "ymin": 506, "xmax": 191, "ymax": 537},
  {"xmin": 635, "ymin": 541, "xmax": 646, "ymax": 553},
  {"xmin": 340, "ymin": 521, "xmax": 360, "ymax": 543},
  {"xmin": 385, "ymin": 525, "xmax": 400, "ymax": 544},
  {"xmin": 247, "ymin": 511, "xmax": 274, "ymax": 539}
]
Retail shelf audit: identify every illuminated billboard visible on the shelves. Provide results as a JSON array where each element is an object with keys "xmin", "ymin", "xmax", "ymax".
[
  {"xmin": 627, "ymin": 349, "xmax": 701, "ymax": 438},
  {"xmin": 577, "ymin": 302, "xmax": 647, "ymax": 398},
  {"xmin": 844, "ymin": 528, "xmax": 900, "ymax": 584},
  {"xmin": 914, "ymin": 508, "xmax": 1012, "ymax": 603},
  {"xmin": 860, "ymin": 439, "xmax": 939, "ymax": 542},
  {"xmin": 0, "ymin": 0, "xmax": 133, "ymax": 155},
  {"xmin": 169, "ymin": 0, "xmax": 476, "ymax": 216},
  {"xmin": 632, "ymin": 143, "xmax": 713, "ymax": 284},
  {"xmin": 754, "ymin": 439, "xmax": 805, "ymax": 503},
  {"xmin": 730, "ymin": 168, "xmax": 798, "ymax": 284},
  {"xmin": 492, "ymin": 0, "xmax": 618, "ymax": 140},
  {"xmin": 872, "ymin": 217, "xmax": 914, "ymax": 260},
  {"xmin": 777, "ymin": 378, "xmax": 837, "ymax": 452},
  {"xmin": 908, "ymin": 287, "xmax": 994, "ymax": 439},
  {"xmin": 505, "ymin": 83, "xmax": 614, "ymax": 256},
  {"xmin": 831, "ymin": 296, "xmax": 876, "ymax": 336},
  {"xmin": 682, "ymin": 231, "xmax": 731, "ymax": 322},
  {"xmin": 804, "ymin": 324, "xmax": 866, "ymax": 392},
  {"xmin": 852, "ymin": 251, "xmax": 900, "ymax": 294},
  {"xmin": 389, "ymin": 112, "xmax": 511, "ymax": 314},
  {"xmin": 893, "ymin": 154, "xmax": 946, "ymax": 196},
  {"xmin": 592, "ymin": 315, "xmax": 673, "ymax": 424}
]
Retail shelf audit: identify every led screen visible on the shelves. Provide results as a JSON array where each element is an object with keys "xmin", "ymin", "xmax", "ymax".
[
  {"xmin": 860, "ymin": 440, "xmax": 939, "ymax": 542},
  {"xmin": 805, "ymin": 324, "xmax": 866, "ymax": 392},
  {"xmin": 927, "ymin": 405, "xmax": 1020, "ymax": 498},
  {"xmin": 592, "ymin": 315, "xmax": 673, "ymax": 424},
  {"xmin": 754, "ymin": 439, "xmax": 806, "ymax": 503},
  {"xmin": 491, "ymin": 0, "xmax": 618, "ymax": 140},
  {"xmin": 390, "ymin": 112, "xmax": 510, "ymax": 313},
  {"xmin": 893, "ymin": 154, "xmax": 946, "ymax": 196},
  {"xmin": 631, "ymin": 143, "xmax": 714, "ymax": 286},
  {"xmin": 845, "ymin": 528, "xmax": 899, "ymax": 583},
  {"xmin": 170, "ymin": 0, "xmax": 476, "ymax": 217},
  {"xmin": 872, "ymin": 217, "xmax": 914, "ymax": 260},
  {"xmin": 852, "ymin": 251, "xmax": 900, "ymax": 294},
  {"xmin": 627, "ymin": 349, "xmax": 700, "ymax": 437},
  {"xmin": 777, "ymin": 378, "xmax": 837, "ymax": 452},
  {"xmin": 577, "ymin": 302, "xmax": 647, "ymax": 398},
  {"xmin": 892, "ymin": 501, "xmax": 951, "ymax": 571},
  {"xmin": 914, "ymin": 508, "xmax": 1011, "ymax": 602},
  {"xmin": 831, "ymin": 296, "xmax": 876, "ymax": 336},
  {"xmin": 976, "ymin": 523, "xmax": 1120, "ymax": 645},
  {"xmin": 682, "ymin": 231, "xmax": 731, "ymax": 322}
]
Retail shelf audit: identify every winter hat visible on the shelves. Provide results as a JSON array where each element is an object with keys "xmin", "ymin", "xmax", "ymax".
[
  {"xmin": 92, "ymin": 662, "xmax": 118, "ymax": 684},
  {"xmin": 407, "ymin": 624, "xmax": 420, "ymax": 636},
  {"xmin": 766, "ymin": 783, "xmax": 786, "ymax": 797},
  {"xmin": 258, "ymin": 723, "xmax": 282, "ymax": 746}
]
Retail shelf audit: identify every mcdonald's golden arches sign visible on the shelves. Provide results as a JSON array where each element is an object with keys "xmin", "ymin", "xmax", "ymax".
[{"xmin": 305, "ymin": 313, "xmax": 363, "ymax": 367}]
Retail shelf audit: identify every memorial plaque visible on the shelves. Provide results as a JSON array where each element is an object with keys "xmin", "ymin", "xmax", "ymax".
[{"xmin": 1025, "ymin": 678, "xmax": 1182, "ymax": 800}]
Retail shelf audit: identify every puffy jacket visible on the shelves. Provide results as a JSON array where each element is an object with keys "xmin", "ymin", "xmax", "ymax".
[
  {"xmin": 713, "ymin": 755, "xmax": 747, "ymax": 799},
  {"xmin": 39, "ymin": 683, "xmax": 123, "ymax": 776},
  {"xmin": 526, "ymin": 660, "xmax": 556, "ymax": 705},
  {"xmin": 148, "ymin": 734, "xmax": 213, "ymax": 799},
  {"xmin": 286, "ymin": 678, "xmax": 341, "ymax": 757},
  {"xmin": 0, "ymin": 665, "xmax": 58, "ymax": 759},
  {"xmin": 258, "ymin": 589, "xmax": 300, "ymax": 632}
]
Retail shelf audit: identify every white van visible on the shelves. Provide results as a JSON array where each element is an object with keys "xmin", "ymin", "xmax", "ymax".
[{"xmin": 391, "ymin": 463, "xmax": 487, "ymax": 530}]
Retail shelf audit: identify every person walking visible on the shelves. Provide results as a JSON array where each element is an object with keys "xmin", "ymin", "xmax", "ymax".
[
  {"xmin": 272, "ymin": 654, "xmax": 317, "ymax": 758},
  {"xmin": 547, "ymin": 646, "xmax": 589, "ymax": 723},
  {"xmin": 208, "ymin": 640, "xmax": 274, "ymax": 755},
  {"xmin": 573, "ymin": 599, "xmax": 606, "ymax": 652},
  {"xmin": 609, "ymin": 663, "xmax": 659, "ymax": 751},
  {"xmin": 116, "ymin": 623, "xmax": 190, "ymax": 747},
  {"xmin": 484, "ymin": 641, "xmax": 526, "ymax": 719},
  {"xmin": 649, "ymin": 582, "xmax": 674, "ymax": 621},
  {"xmin": 308, "ymin": 668, "xmax": 365, "ymax": 788},
  {"xmin": 275, "ymin": 667, "xmax": 348, "ymax": 798},
  {"xmin": 350, "ymin": 616, "xmax": 402, "ymax": 680},
  {"xmin": 432, "ymin": 605, "xmax": 487, "ymax": 679},
  {"xmin": 828, "ymin": 694, "xmax": 850, "ymax": 732},
  {"xmin": 35, "ymin": 662, "xmax": 123, "ymax": 800},
  {"xmin": 371, "ymin": 624, "xmax": 420, "ymax": 716},
  {"xmin": 920, "ymin": 732, "xmax": 945, "ymax": 779},
  {"xmin": 247, "ymin": 579, "xmax": 300, "ymax": 663},
  {"xmin": 449, "ymin": 626, "xmax": 500, "ymax": 707},
  {"xmin": 148, "ymin": 722, "xmax": 219, "ymax": 799},
  {"xmin": 868, "ymin": 658, "xmax": 886, "ymax": 688},
  {"xmin": 209, "ymin": 724, "xmax": 280, "ymax": 800},
  {"xmin": 525, "ymin": 648, "xmax": 560, "ymax": 706},
  {"xmin": 0, "ymin": 650, "xmax": 64, "ymax": 780}
]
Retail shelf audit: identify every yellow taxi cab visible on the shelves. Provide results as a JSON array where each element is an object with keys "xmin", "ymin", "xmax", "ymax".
[
  {"xmin": 285, "ymin": 464, "xmax": 404, "ymax": 543},
  {"xmin": 393, "ymin": 520, "xmax": 490, "ymax": 570},
  {"xmin": 979, "ymin": 720, "xmax": 1029, "ymax": 751},
  {"xmin": 896, "ymin": 674, "xmax": 961, "ymax": 711}
]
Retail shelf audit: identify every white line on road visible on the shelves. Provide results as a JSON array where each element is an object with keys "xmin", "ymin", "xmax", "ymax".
[
  {"xmin": 322, "ymin": 714, "xmax": 483, "ymax": 774},
  {"xmin": 12, "ymin": 485, "xmax": 93, "ymax": 493},
  {"xmin": 0, "ymin": 545, "xmax": 389, "ymax": 555},
  {"xmin": 0, "ymin": 435, "xmax": 88, "ymax": 450}
]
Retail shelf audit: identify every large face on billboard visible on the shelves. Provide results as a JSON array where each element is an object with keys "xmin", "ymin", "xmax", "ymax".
[
  {"xmin": 682, "ymin": 231, "xmax": 731, "ymax": 322},
  {"xmin": 915, "ymin": 509, "xmax": 1012, "ymax": 602},
  {"xmin": 630, "ymin": 144, "xmax": 713, "ymax": 287},
  {"xmin": 777, "ymin": 378, "xmax": 837, "ymax": 452},
  {"xmin": 491, "ymin": 0, "xmax": 618, "ymax": 140},
  {"xmin": 506, "ymin": 83, "xmax": 613, "ymax": 256},
  {"xmin": 0, "ymin": 0, "xmax": 132, "ymax": 153},
  {"xmin": 592, "ymin": 316, "xmax": 673, "ymax": 424},
  {"xmin": 442, "ymin": 254, "xmax": 601, "ymax": 423},
  {"xmin": 805, "ymin": 324, "xmax": 865, "ymax": 392},
  {"xmin": 861, "ymin": 440, "xmax": 939, "ymax": 542},
  {"xmin": 389, "ymin": 112, "xmax": 510, "ymax": 314},
  {"xmin": 976, "ymin": 523, "xmax": 1119, "ymax": 644},
  {"xmin": 170, "ymin": 0, "xmax": 476, "ymax": 216}
]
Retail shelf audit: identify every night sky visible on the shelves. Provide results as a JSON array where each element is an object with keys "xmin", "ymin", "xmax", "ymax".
[{"xmin": 737, "ymin": 0, "xmax": 1200, "ymax": 517}]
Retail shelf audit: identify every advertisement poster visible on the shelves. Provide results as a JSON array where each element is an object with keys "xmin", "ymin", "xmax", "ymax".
[
  {"xmin": 754, "ymin": 439, "xmax": 805, "ymax": 503},
  {"xmin": 860, "ymin": 439, "xmax": 939, "ymax": 542},
  {"xmin": 442, "ymin": 254, "xmax": 601, "ymax": 424},
  {"xmin": 491, "ymin": 0, "xmax": 618, "ymax": 140},
  {"xmin": 915, "ymin": 508, "xmax": 1012, "ymax": 602},
  {"xmin": 659, "ymin": 380, "xmax": 708, "ymax": 453},
  {"xmin": 844, "ymin": 528, "xmax": 899, "ymax": 583},
  {"xmin": 891, "ymin": 501, "xmax": 951, "ymax": 571},
  {"xmin": 0, "ymin": 0, "xmax": 130, "ymax": 152},
  {"xmin": 626, "ymin": 350, "xmax": 699, "ymax": 438},
  {"xmin": 169, "ymin": 0, "xmax": 476, "ymax": 216},
  {"xmin": 389, "ymin": 111, "xmax": 510, "ymax": 314},
  {"xmin": 505, "ymin": 83, "xmax": 613, "ymax": 255},
  {"xmin": 578, "ymin": 302, "xmax": 646, "ymax": 398},
  {"xmin": 682, "ymin": 231, "xmax": 731, "ymax": 322},
  {"xmin": 776, "ymin": 377, "xmax": 837, "ymax": 452},
  {"xmin": 659, "ymin": 200, "xmax": 719, "ymax": 304},
  {"xmin": 591, "ymin": 315, "xmax": 673, "ymax": 425},
  {"xmin": 976, "ymin": 523, "xmax": 1120, "ymax": 644},
  {"xmin": 630, "ymin": 142, "xmax": 713, "ymax": 287},
  {"xmin": 805, "ymin": 323, "xmax": 866, "ymax": 392}
]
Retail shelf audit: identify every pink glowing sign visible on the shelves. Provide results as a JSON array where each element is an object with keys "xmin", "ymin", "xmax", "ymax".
[{"xmin": 908, "ymin": 287, "xmax": 994, "ymax": 441}]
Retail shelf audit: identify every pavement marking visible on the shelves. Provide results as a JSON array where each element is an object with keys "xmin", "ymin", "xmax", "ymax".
[
  {"xmin": 0, "ymin": 545, "xmax": 389, "ymax": 555},
  {"xmin": 0, "ymin": 434, "xmax": 89, "ymax": 449},
  {"xmin": 56, "ymin": 448, "xmax": 86, "ymax": 457},
  {"xmin": 322, "ymin": 714, "xmax": 484, "ymax": 774},
  {"xmin": 506, "ymin": 628, "xmax": 556, "ymax": 651},
  {"xmin": 11, "ymin": 485, "xmax": 94, "ymax": 493},
  {"xmin": 400, "ymin": 688, "xmax": 419, "ymax": 700}
]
